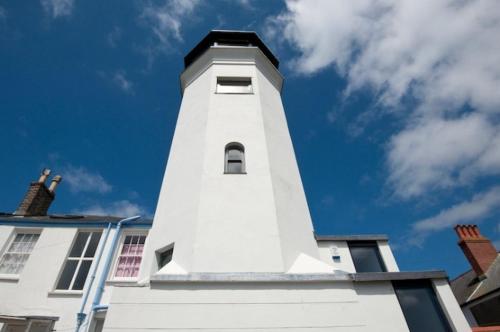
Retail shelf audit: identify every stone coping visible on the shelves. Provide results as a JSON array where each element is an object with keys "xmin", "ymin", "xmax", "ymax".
[
  {"xmin": 315, "ymin": 234, "xmax": 389, "ymax": 241},
  {"xmin": 149, "ymin": 270, "xmax": 447, "ymax": 283},
  {"xmin": 351, "ymin": 271, "xmax": 448, "ymax": 282}
]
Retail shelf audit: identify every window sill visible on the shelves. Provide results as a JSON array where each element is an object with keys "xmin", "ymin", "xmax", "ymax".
[
  {"xmin": 106, "ymin": 279, "xmax": 139, "ymax": 286},
  {"xmin": 47, "ymin": 290, "xmax": 83, "ymax": 297},
  {"xmin": 215, "ymin": 92, "xmax": 254, "ymax": 95},
  {"xmin": 0, "ymin": 274, "xmax": 20, "ymax": 282}
]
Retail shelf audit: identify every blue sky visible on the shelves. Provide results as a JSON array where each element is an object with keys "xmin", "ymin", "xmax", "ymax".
[{"xmin": 1, "ymin": 0, "xmax": 500, "ymax": 278}]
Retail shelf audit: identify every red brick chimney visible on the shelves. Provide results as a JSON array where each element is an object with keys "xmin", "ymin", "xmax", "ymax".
[
  {"xmin": 14, "ymin": 169, "xmax": 63, "ymax": 216},
  {"xmin": 454, "ymin": 225, "xmax": 498, "ymax": 278}
]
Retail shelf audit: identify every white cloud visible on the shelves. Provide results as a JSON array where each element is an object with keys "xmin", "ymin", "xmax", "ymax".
[
  {"xmin": 41, "ymin": 0, "xmax": 75, "ymax": 18},
  {"xmin": 62, "ymin": 165, "xmax": 112, "ymax": 194},
  {"xmin": 107, "ymin": 26, "xmax": 122, "ymax": 48},
  {"xmin": 268, "ymin": 0, "xmax": 500, "ymax": 199},
  {"xmin": 140, "ymin": 0, "xmax": 199, "ymax": 50},
  {"xmin": 76, "ymin": 200, "xmax": 148, "ymax": 217},
  {"xmin": 112, "ymin": 70, "xmax": 134, "ymax": 94},
  {"xmin": 410, "ymin": 187, "xmax": 500, "ymax": 245},
  {"xmin": 388, "ymin": 114, "xmax": 500, "ymax": 199},
  {"xmin": 0, "ymin": 6, "xmax": 6, "ymax": 21},
  {"xmin": 320, "ymin": 194, "xmax": 335, "ymax": 207},
  {"xmin": 269, "ymin": 0, "xmax": 500, "ymax": 111}
]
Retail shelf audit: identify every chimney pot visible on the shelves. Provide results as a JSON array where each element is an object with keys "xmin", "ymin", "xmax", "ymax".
[
  {"xmin": 38, "ymin": 168, "xmax": 51, "ymax": 184},
  {"xmin": 454, "ymin": 224, "xmax": 498, "ymax": 277},
  {"xmin": 48, "ymin": 175, "xmax": 62, "ymax": 193}
]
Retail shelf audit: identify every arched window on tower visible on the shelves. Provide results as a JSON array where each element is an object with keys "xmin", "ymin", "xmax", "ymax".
[{"xmin": 225, "ymin": 143, "xmax": 245, "ymax": 174}]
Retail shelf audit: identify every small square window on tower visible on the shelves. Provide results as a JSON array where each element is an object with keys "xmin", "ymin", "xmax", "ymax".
[
  {"xmin": 216, "ymin": 77, "xmax": 252, "ymax": 94},
  {"xmin": 156, "ymin": 245, "xmax": 174, "ymax": 270}
]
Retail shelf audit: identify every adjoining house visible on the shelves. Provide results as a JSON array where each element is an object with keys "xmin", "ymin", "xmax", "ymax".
[
  {"xmin": 0, "ymin": 169, "xmax": 152, "ymax": 332},
  {"xmin": 0, "ymin": 30, "xmax": 472, "ymax": 332},
  {"xmin": 451, "ymin": 225, "xmax": 500, "ymax": 331}
]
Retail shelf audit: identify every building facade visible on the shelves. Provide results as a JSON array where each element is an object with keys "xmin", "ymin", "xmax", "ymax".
[
  {"xmin": 0, "ymin": 170, "xmax": 152, "ymax": 332},
  {"xmin": 450, "ymin": 225, "xmax": 500, "ymax": 331},
  {"xmin": 0, "ymin": 30, "xmax": 471, "ymax": 331}
]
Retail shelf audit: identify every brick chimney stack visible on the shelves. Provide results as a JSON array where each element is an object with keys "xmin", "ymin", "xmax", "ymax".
[
  {"xmin": 14, "ymin": 169, "xmax": 63, "ymax": 216},
  {"xmin": 454, "ymin": 225, "xmax": 498, "ymax": 278}
]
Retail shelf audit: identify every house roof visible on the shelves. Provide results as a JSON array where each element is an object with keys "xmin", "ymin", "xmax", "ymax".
[
  {"xmin": 450, "ymin": 254, "xmax": 500, "ymax": 306},
  {"xmin": 0, "ymin": 212, "xmax": 153, "ymax": 227},
  {"xmin": 184, "ymin": 30, "xmax": 280, "ymax": 69}
]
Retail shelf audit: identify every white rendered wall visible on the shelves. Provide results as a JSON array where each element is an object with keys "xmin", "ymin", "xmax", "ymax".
[
  {"xmin": 317, "ymin": 240, "xmax": 399, "ymax": 273},
  {"xmin": 104, "ymin": 280, "xmax": 416, "ymax": 332},
  {"xmin": 433, "ymin": 279, "xmax": 473, "ymax": 331},
  {"xmin": 0, "ymin": 226, "xmax": 123, "ymax": 332},
  {"xmin": 317, "ymin": 241, "xmax": 355, "ymax": 272},
  {"xmin": 377, "ymin": 240, "xmax": 399, "ymax": 272},
  {"xmin": 140, "ymin": 46, "xmax": 322, "ymax": 276}
]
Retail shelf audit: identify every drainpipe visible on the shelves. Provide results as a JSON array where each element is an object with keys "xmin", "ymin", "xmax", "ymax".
[
  {"xmin": 91, "ymin": 215, "xmax": 141, "ymax": 311},
  {"xmin": 75, "ymin": 215, "xmax": 141, "ymax": 332},
  {"xmin": 75, "ymin": 223, "xmax": 112, "ymax": 332}
]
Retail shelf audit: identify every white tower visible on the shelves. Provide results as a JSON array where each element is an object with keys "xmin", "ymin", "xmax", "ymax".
[
  {"xmin": 102, "ymin": 31, "xmax": 470, "ymax": 332},
  {"xmin": 139, "ymin": 30, "xmax": 328, "ymax": 277}
]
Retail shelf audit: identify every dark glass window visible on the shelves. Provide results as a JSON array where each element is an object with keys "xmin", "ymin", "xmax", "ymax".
[
  {"xmin": 56, "ymin": 231, "xmax": 102, "ymax": 290},
  {"xmin": 158, "ymin": 248, "xmax": 173, "ymax": 269},
  {"xmin": 348, "ymin": 241, "xmax": 386, "ymax": 273},
  {"xmin": 470, "ymin": 295, "xmax": 500, "ymax": 326},
  {"xmin": 225, "ymin": 143, "xmax": 245, "ymax": 174},
  {"xmin": 216, "ymin": 77, "xmax": 252, "ymax": 94},
  {"xmin": 393, "ymin": 280, "xmax": 452, "ymax": 332}
]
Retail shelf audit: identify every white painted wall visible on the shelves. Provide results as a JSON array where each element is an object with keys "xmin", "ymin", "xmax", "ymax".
[
  {"xmin": 377, "ymin": 241, "xmax": 399, "ymax": 272},
  {"xmin": 433, "ymin": 279, "xmax": 472, "ymax": 331},
  {"xmin": 316, "ymin": 240, "xmax": 399, "ymax": 273},
  {"xmin": 0, "ymin": 225, "xmax": 138, "ymax": 332},
  {"xmin": 0, "ymin": 226, "xmax": 80, "ymax": 331},
  {"xmin": 104, "ymin": 280, "xmax": 416, "ymax": 332},
  {"xmin": 317, "ymin": 241, "xmax": 355, "ymax": 272}
]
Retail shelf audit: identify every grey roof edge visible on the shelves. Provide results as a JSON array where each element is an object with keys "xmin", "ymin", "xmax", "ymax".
[
  {"xmin": 150, "ymin": 271, "xmax": 448, "ymax": 283},
  {"xmin": 150, "ymin": 272, "xmax": 352, "ymax": 283},
  {"xmin": 315, "ymin": 234, "xmax": 389, "ymax": 241},
  {"xmin": 0, "ymin": 213, "xmax": 153, "ymax": 225},
  {"xmin": 0, "ymin": 314, "xmax": 59, "ymax": 321},
  {"xmin": 351, "ymin": 271, "xmax": 448, "ymax": 282},
  {"xmin": 461, "ymin": 287, "xmax": 500, "ymax": 307}
]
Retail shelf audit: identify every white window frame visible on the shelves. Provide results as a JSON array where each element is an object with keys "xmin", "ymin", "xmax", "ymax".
[
  {"xmin": 0, "ymin": 228, "xmax": 41, "ymax": 278},
  {"xmin": 110, "ymin": 230, "xmax": 148, "ymax": 281},
  {"xmin": 54, "ymin": 229, "xmax": 102, "ymax": 292},
  {"xmin": 216, "ymin": 77, "xmax": 253, "ymax": 94}
]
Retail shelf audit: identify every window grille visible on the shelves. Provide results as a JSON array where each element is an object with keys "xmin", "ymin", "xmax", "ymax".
[
  {"xmin": 114, "ymin": 235, "xmax": 146, "ymax": 278},
  {"xmin": 0, "ymin": 232, "xmax": 40, "ymax": 275}
]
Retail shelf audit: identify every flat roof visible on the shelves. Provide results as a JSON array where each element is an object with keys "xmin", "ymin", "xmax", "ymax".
[
  {"xmin": 315, "ymin": 234, "xmax": 389, "ymax": 241},
  {"xmin": 184, "ymin": 30, "xmax": 279, "ymax": 69}
]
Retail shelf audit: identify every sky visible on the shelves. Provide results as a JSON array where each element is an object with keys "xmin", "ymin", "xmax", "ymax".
[{"xmin": 1, "ymin": 0, "xmax": 499, "ymax": 278}]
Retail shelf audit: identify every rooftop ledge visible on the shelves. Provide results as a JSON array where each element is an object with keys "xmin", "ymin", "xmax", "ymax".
[
  {"xmin": 149, "ymin": 271, "xmax": 447, "ymax": 283},
  {"xmin": 315, "ymin": 234, "xmax": 389, "ymax": 241}
]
